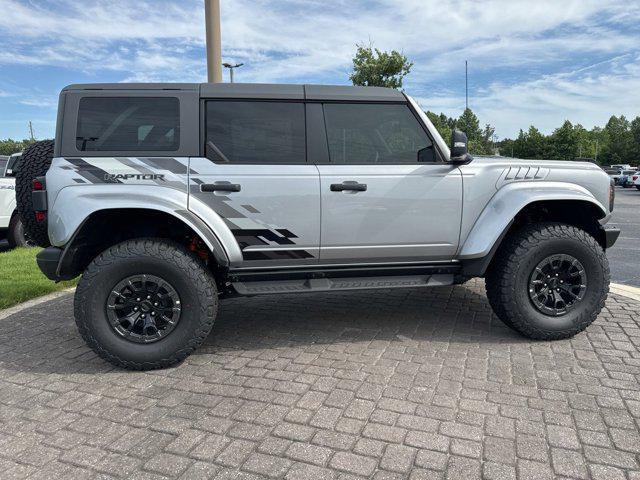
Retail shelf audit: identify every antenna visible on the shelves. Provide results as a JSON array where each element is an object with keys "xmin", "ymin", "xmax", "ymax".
[
  {"xmin": 28, "ymin": 121, "xmax": 35, "ymax": 141},
  {"xmin": 465, "ymin": 60, "xmax": 468, "ymax": 111}
]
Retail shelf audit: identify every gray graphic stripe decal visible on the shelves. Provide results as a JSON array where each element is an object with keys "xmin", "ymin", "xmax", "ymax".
[
  {"xmin": 64, "ymin": 158, "xmax": 122, "ymax": 184},
  {"xmin": 136, "ymin": 157, "xmax": 192, "ymax": 174}
]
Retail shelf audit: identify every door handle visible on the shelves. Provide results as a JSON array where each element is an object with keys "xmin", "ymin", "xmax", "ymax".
[
  {"xmin": 201, "ymin": 183, "xmax": 241, "ymax": 193},
  {"xmin": 330, "ymin": 182, "xmax": 367, "ymax": 192}
]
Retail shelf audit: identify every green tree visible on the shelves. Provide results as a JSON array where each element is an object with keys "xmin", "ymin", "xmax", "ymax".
[
  {"xmin": 0, "ymin": 139, "xmax": 37, "ymax": 156},
  {"xmin": 630, "ymin": 116, "xmax": 640, "ymax": 156},
  {"xmin": 600, "ymin": 115, "xmax": 634, "ymax": 164},
  {"xmin": 549, "ymin": 120, "xmax": 579, "ymax": 160},
  {"xmin": 425, "ymin": 111, "xmax": 452, "ymax": 143},
  {"xmin": 512, "ymin": 126, "xmax": 549, "ymax": 159},
  {"xmin": 350, "ymin": 44, "xmax": 413, "ymax": 89}
]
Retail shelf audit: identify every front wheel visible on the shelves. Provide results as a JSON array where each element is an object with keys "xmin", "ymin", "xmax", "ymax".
[
  {"xmin": 74, "ymin": 239, "xmax": 218, "ymax": 370},
  {"xmin": 486, "ymin": 223, "xmax": 609, "ymax": 340}
]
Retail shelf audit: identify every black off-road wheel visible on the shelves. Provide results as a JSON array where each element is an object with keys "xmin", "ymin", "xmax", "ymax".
[
  {"xmin": 485, "ymin": 223, "xmax": 609, "ymax": 340},
  {"xmin": 7, "ymin": 214, "xmax": 33, "ymax": 248},
  {"xmin": 15, "ymin": 140, "xmax": 54, "ymax": 248},
  {"xmin": 74, "ymin": 238, "xmax": 218, "ymax": 370}
]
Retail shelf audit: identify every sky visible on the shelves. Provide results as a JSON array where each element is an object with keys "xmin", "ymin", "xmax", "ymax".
[{"xmin": 1, "ymin": 0, "xmax": 639, "ymax": 141}]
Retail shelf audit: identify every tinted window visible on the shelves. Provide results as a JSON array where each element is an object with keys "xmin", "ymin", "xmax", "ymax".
[
  {"xmin": 0, "ymin": 159, "xmax": 6, "ymax": 177},
  {"xmin": 206, "ymin": 101, "xmax": 305, "ymax": 164},
  {"xmin": 323, "ymin": 104, "xmax": 432, "ymax": 164},
  {"xmin": 76, "ymin": 97, "xmax": 180, "ymax": 152}
]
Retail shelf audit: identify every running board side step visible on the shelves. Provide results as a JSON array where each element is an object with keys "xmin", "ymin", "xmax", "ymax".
[
  {"xmin": 228, "ymin": 264, "xmax": 459, "ymax": 295},
  {"xmin": 232, "ymin": 274, "xmax": 454, "ymax": 295}
]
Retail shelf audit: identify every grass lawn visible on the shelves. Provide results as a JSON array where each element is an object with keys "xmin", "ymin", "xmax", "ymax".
[{"xmin": 0, "ymin": 248, "xmax": 78, "ymax": 310}]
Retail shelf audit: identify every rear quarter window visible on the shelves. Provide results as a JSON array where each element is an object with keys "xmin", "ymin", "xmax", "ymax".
[{"xmin": 76, "ymin": 97, "xmax": 180, "ymax": 152}]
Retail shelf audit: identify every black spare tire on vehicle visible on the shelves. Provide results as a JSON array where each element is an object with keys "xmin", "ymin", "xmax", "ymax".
[{"xmin": 15, "ymin": 140, "xmax": 54, "ymax": 248}]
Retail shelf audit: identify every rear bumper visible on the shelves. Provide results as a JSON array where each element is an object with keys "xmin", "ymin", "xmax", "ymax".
[
  {"xmin": 601, "ymin": 226, "xmax": 620, "ymax": 249},
  {"xmin": 36, "ymin": 247, "xmax": 63, "ymax": 281}
]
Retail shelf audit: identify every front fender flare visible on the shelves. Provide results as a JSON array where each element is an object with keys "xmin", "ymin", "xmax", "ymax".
[
  {"xmin": 49, "ymin": 185, "xmax": 243, "ymax": 266},
  {"xmin": 458, "ymin": 181, "xmax": 607, "ymax": 260}
]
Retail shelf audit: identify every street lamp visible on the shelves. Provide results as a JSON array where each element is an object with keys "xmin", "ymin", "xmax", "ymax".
[{"xmin": 223, "ymin": 62, "xmax": 244, "ymax": 83}]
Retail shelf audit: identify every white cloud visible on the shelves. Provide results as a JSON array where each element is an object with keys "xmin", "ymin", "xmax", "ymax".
[{"xmin": 415, "ymin": 54, "xmax": 640, "ymax": 137}]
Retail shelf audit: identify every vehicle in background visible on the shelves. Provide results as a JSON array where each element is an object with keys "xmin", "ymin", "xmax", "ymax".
[
  {"xmin": 610, "ymin": 164, "xmax": 633, "ymax": 170},
  {"xmin": 619, "ymin": 170, "xmax": 639, "ymax": 188},
  {"xmin": 633, "ymin": 173, "xmax": 640, "ymax": 190},
  {"xmin": 605, "ymin": 168, "xmax": 624, "ymax": 185},
  {"xmin": 0, "ymin": 152, "xmax": 31, "ymax": 248}
]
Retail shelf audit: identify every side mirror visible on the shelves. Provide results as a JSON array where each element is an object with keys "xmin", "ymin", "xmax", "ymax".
[{"xmin": 450, "ymin": 129, "xmax": 473, "ymax": 164}]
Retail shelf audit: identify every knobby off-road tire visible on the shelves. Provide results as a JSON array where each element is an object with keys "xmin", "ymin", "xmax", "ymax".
[
  {"xmin": 7, "ymin": 214, "xmax": 31, "ymax": 248},
  {"xmin": 15, "ymin": 140, "xmax": 54, "ymax": 248},
  {"xmin": 75, "ymin": 238, "xmax": 218, "ymax": 370},
  {"xmin": 485, "ymin": 222, "xmax": 609, "ymax": 340}
]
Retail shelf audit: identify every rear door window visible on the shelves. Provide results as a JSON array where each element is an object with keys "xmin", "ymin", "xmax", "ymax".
[
  {"xmin": 205, "ymin": 101, "xmax": 306, "ymax": 164},
  {"xmin": 76, "ymin": 97, "xmax": 180, "ymax": 152}
]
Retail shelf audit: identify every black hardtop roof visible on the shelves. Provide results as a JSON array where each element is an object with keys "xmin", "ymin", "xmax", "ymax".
[{"xmin": 61, "ymin": 83, "xmax": 405, "ymax": 102}]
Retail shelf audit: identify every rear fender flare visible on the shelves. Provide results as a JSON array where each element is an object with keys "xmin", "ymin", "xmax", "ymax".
[{"xmin": 49, "ymin": 185, "xmax": 243, "ymax": 266}]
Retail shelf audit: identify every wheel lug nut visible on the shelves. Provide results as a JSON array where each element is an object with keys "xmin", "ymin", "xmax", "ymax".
[
  {"xmin": 151, "ymin": 312, "xmax": 155, "ymax": 316},
  {"xmin": 147, "ymin": 295, "xmax": 151, "ymax": 299},
  {"xmin": 154, "ymin": 302, "xmax": 158, "ymax": 306},
  {"xmin": 134, "ymin": 307, "xmax": 138, "ymax": 311},
  {"xmin": 136, "ymin": 298, "xmax": 141, "ymax": 302}
]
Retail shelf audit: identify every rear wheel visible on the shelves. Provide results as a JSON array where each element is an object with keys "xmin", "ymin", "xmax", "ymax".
[
  {"xmin": 74, "ymin": 238, "xmax": 218, "ymax": 370},
  {"xmin": 486, "ymin": 223, "xmax": 609, "ymax": 340}
]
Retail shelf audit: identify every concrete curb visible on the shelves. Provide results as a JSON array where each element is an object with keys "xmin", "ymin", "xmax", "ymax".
[
  {"xmin": 0, "ymin": 288, "xmax": 76, "ymax": 321},
  {"xmin": 610, "ymin": 282, "xmax": 640, "ymax": 303}
]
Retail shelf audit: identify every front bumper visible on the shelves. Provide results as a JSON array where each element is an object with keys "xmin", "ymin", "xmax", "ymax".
[
  {"xmin": 601, "ymin": 226, "xmax": 620, "ymax": 249},
  {"xmin": 36, "ymin": 247, "xmax": 63, "ymax": 281}
]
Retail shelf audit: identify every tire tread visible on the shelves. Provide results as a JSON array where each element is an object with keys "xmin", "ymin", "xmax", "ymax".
[
  {"xmin": 74, "ymin": 238, "xmax": 218, "ymax": 370},
  {"xmin": 485, "ymin": 222, "xmax": 609, "ymax": 340}
]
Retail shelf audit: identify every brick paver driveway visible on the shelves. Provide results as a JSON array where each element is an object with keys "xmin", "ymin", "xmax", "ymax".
[{"xmin": 0, "ymin": 279, "xmax": 639, "ymax": 479}]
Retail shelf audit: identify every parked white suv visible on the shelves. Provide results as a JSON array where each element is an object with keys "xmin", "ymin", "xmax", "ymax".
[{"xmin": 0, "ymin": 152, "xmax": 30, "ymax": 248}]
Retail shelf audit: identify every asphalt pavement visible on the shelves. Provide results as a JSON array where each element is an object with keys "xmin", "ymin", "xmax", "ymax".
[
  {"xmin": 1, "ymin": 189, "xmax": 639, "ymax": 286},
  {"xmin": 608, "ymin": 186, "xmax": 640, "ymax": 287}
]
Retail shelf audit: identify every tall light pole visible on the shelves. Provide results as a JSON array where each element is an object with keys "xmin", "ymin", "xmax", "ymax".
[
  {"xmin": 223, "ymin": 63, "xmax": 244, "ymax": 83},
  {"xmin": 465, "ymin": 60, "xmax": 468, "ymax": 111},
  {"xmin": 204, "ymin": 0, "xmax": 223, "ymax": 83}
]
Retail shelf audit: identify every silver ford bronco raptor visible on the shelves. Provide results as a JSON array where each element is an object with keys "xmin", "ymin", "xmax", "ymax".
[{"xmin": 16, "ymin": 83, "xmax": 620, "ymax": 370}]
